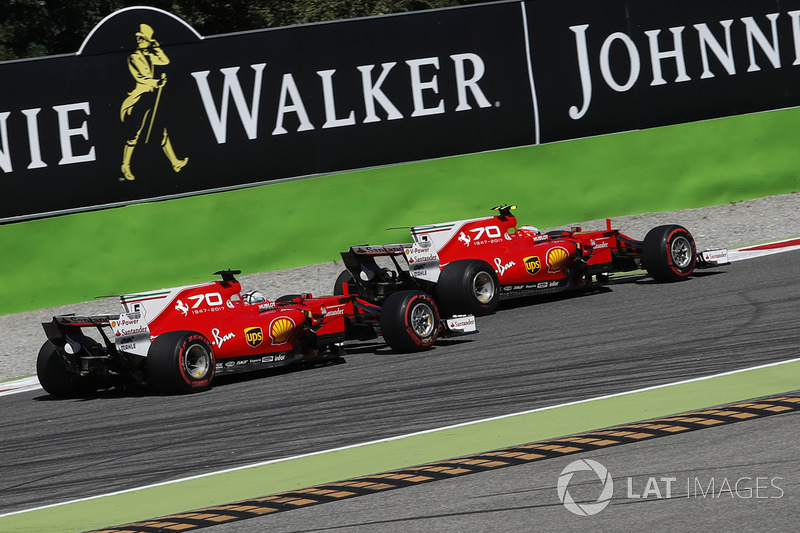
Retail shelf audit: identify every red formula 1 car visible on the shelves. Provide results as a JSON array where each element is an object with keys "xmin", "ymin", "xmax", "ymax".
[
  {"xmin": 338, "ymin": 205, "xmax": 729, "ymax": 316},
  {"xmin": 38, "ymin": 270, "xmax": 476, "ymax": 397}
]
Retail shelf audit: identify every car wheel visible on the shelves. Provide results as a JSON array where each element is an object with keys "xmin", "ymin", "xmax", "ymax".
[
  {"xmin": 333, "ymin": 270, "xmax": 357, "ymax": 295},
  {"xmin": 437, "ymin": 259, "xmax": 499, "ymax": 316},
  {"xmin": 147, "ymin": 331, "xmax": 215, "ymax": 393},
  {"xmin": 642, "ymin": 225, "xmax": 697, "ymax": 282},
  {"xmin": 380, "ymin": 290, "xmax": 440, "ymax": 353},
  {"xmin": 36, "ymin": 340, "xmax": 98, "ymax": 398}
]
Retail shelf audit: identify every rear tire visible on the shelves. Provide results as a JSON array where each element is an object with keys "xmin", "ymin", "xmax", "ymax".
[
  {"xmin": 147, "ymin": 331, "xmax": 215, "ymax": 393},
  {"xmin": 36, "ymin": 340, "xmax": 97, "ymax": 398},
  {"xmin": 437, "ymin": 259, "xmax": 499, "ymax": 316},
  {"xmin": 380, "ymin": 290, "xmax": 440, "ymax": 353},
  {"xmin": 333, "ymin": 270, "xmax": 357, "ymax": 295},
  {"xmin": 642, "ymin": 225, "xmax": 697, "ymax": 282}
]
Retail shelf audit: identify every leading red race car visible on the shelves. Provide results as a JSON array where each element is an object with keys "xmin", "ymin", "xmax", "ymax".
[
  {"xmin": 38, "ymin": 270, "xmax": 476, "ymax": 397},
  {"xmin": 337, "ymin": 205, "xmax": 729, "ymax": 316}
]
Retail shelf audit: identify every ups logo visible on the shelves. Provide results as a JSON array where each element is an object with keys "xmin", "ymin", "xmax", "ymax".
[
  {"xmin": 524, "ymin": 256, "xmax": 541, "ymax": 276},
  {"xmin": 244, "ymin": 327, "xmax": 263, "ymax": 347}
]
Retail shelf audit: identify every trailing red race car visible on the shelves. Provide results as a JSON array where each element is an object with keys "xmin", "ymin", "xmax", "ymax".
[
  {"xmin": 38, "ymin": 270, "xmax": 476, "ymax": 397},
  {"xmin": 337, "ymin": 205, "xmax": 729, "ymax": 316}
]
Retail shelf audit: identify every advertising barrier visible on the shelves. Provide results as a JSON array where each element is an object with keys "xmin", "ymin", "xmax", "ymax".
[{"xmin": 1, "ymin": 0, "xmax": 799, "ymax": 222}]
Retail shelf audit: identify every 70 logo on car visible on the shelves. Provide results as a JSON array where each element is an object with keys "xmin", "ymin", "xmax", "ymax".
[
  {"xmin": 459, "ymin": 225, "xmax": 511, "ymax": 246},
  {"xmin": 184, "ymin": 292, "xmax": 230, "ymax": 314},
  {"xmin": 188, "ymin": 292, "xmax": 223, "ymax": 308}
]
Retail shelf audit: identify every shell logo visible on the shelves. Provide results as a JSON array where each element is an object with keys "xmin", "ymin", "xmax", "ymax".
[
  {"xmin": 547, "ymin": 246, "xmax": 570, "ymax": 273},
  {"xmin": 269, "ymin": 317, "xmax": 295, "ymax": 345}
]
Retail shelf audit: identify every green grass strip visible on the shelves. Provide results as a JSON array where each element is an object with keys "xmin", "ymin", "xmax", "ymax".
[
  {"xmin": 3, "ymin": 359, "xmax": 799, "ymax": 533},
  {"xmin": 2, "ymin": 107, "xmax": 800, "ymax": 315}
]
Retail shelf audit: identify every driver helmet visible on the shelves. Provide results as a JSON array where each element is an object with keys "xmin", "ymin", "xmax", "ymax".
[
  {"xmin": 242, "ymin": 290, "xmax": 266, "ymax": 304},
  {"xmin": 516, "ymin": 225, "xmax": 540, "ymax": 238}
]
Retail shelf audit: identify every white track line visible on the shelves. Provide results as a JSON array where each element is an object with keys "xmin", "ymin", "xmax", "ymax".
[
  {"xmin": 728, "ymin": 237, "xmax": 800, "ymax": 262},
  {"xmin": 0, "ymin": 376, "xmax": 41, "ymax": 397},
  {"xmin": 3, "ymin": 355, "xmax": 800, "ymax": 519}
]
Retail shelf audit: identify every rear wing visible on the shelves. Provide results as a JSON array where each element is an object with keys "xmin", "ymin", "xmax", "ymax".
[
  {"xmin": 47, "ymin": 315, "xmax": 119, "ymax": 327},
  {"xmin": 341, "ymin": 244, "xmax": 412, "ymax": 270},
  {"xmin": 345, "ymin": 244, "xmax": 411, "ymax": 256},
  {"xmin": 42, "ymin": 314, "xmax": 119, "ymax": 351},
  {"xmin": 339, "ymin": 244, "xmax": 416, "ymax": 303},
  {"xmin": 43, "ymin": 312, "xmax": 151, "ymax": 357}
]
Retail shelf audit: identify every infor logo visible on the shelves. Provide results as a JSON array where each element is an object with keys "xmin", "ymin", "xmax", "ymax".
[{"xmin": 557, "ymin": 459, "xmax": 614, "ymax": 516}]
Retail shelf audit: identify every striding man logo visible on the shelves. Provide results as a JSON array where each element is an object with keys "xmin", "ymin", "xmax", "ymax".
[{"xmin": 119, "ymin": 23, "xmax": 188, "ymax": 181}]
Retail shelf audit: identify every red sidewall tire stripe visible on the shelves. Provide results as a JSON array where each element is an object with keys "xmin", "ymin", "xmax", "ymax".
[
  {"xmin": 403, "ymin": 295, "xmax": 437, "ymax": 347},
  {"xmin": 177, "ymin": 334, "xmax": 214, "ymax": 388},
  {"xmin": 665, "ymin": 228, "xmax": 696, "ymax": 277}
]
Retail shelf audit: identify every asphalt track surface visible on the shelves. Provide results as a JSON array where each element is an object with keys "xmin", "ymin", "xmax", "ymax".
[
  {"xmin": 202, "ymin": 407, "xmax": 800, "ymax": 533},
  {"xmin": 1, "ymin": 250, "xmax": 799, "ymax": 530}
]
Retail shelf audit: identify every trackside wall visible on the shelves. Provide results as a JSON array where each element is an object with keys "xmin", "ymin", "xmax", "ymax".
[{"xmin": 2, "ymin": 1, "xmax": 800, "ymax": 222}]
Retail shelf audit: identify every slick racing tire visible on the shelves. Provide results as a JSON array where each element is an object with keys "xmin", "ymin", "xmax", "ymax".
[
  {"xmin": 333, "ymin": 270, "xmax": 357, "ymax": 296},
  {"xmin": 437, "ymin": 259, "xmax": 499, "ymax": 316},
  {"xmin": 36, "ymin": 340, "xmax": 98, "ymax": 398},
  {"xmin": 147, "ymin": 331, "xmax": 215, "ymax": 393},
  {"xmin": 380, "ymin": 290, "xmax": 440, "ymax": 353},
  {"xmin": 642, "ymin": 225, "xmax": 697, "ymax": 282}
]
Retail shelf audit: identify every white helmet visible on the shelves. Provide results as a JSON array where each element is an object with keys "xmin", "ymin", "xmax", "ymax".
[{"xmin": 242, "ymin": 290, "xmax": 266, "ymax": 304}]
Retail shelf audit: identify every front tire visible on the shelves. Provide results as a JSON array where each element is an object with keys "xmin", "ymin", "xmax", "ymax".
[
  {"xmin": 380, "ymin": 290, "xmax": 440, "ymax": 353},
  {"xmin": 36, "ymin": 340, "xmax": 97, "ymax": 398},
  {"xmin": 642, "ymin": 225, "xmax": 697, "ymax": 282},
  {"xmin": 437, "ymin": 259, "xmax": 499, "ymax": 316},
  {"xmin": 147, "ymin": 331, "xmax": 215, "ymax": 393}
]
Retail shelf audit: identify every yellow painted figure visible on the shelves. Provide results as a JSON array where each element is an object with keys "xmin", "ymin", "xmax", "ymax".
[{"xmin": 119, "ymin": 23, "xmax": 188, "ymax": 181}]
